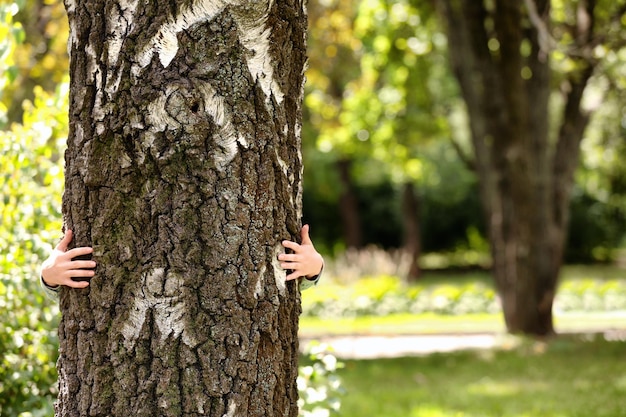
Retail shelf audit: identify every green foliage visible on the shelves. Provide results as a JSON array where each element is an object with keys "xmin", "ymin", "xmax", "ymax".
[
  {"xmin": 0, "ymin": 4, "xmax": 68, "ymax": 411},
  {"xmin": 556, "ymin": 278, "xmax": 626, "ymax": 313},
  {"xmin": 302, "ymin": 0, "xmax": 626, "ymax": 259},
  {"xmin": 573, "ymin": 54, "xmax": 626, "ymax": 257},
  {"xmin": 566, "ymin": 190, "xmax": 625, "ymax": 262},
  {"xmin": 1, "ymin": 0, "xmax": 69, "ymax": 122},
  {"xmin": 0, "ymin": 1, "xmax": 23, "ymax": 126},
  {"xmin": 0, "ymin": 101, "xmax": 66, "ymax": 412},
  {"xmin": 302, "ymin": 0, "xmax": 481, "ymax": 256},
  {"xmin": 304, "ymin": 174, "xmax": 486, "ymax": 255},
  {"xmin": 0, "ymin": 270, "xmax": 59, "ymax": 416},
  {"xmin": 306, "ymin": 0, "xmax": 453, "ymax": 163},
  {"xmin": 570, "ymin": 3, "xmax": 626, "ymax": 254},
  {"xmin": 337, "ymin": 335, "xmax": 626, "ymax": 417},
  {"xmin": 0, "ymin": 80, "xmax": 68, "ymax": 268}
]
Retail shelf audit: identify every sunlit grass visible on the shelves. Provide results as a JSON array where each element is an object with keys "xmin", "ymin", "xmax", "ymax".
[
  {"xmin": 335, "ymin": 336, "xmax": 626, "ymax": 417},
  {"xmin": 299, "ymin": 313, "xmax": 506, "ymax": 337},
  {"xmin": 299, "ymin": 311, "xmax": 626, "ymax": 337}
]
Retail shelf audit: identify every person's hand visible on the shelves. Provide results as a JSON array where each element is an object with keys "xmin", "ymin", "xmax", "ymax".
[
  {"xmin": 41, "ymin": 229, "xmax": 96, "ymax": 289},
  {"xmin": 279, "ymin": 224, "xmax": 324, "ymax": 281}
]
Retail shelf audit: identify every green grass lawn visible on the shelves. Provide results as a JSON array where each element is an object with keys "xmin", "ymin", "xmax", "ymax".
[
  {"xmin": 298, "ymin": 264, "xmax": 626, "ymax": 416},
  {"xmin": 332, "ymin": 335, "xmax": 626, "ymax": 417}
]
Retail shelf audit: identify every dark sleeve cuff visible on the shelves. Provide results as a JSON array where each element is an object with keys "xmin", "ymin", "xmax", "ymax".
[
  {"xmin": 40, "ymin": 275, "xmax": 60, "ymax": 299},
  {"xmin": 299, "ymin": 265, "xmax": 323, "ymax": 291}
]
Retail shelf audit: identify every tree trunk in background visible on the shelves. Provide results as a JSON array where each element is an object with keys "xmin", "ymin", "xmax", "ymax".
[
  {"xmin": 57, "ymin": 0, "xmax": 307, "ymax": 415},
  {"xmin": 336, "ymin": 158, "xmax": 362, "ymax": 248},
  {"xmin": 434, "ymin": 0, "xmax": 596, "ymax": 335},
  {"xmin": 402, "ymin": 182, "xmax": 421, "ymax": 281}
]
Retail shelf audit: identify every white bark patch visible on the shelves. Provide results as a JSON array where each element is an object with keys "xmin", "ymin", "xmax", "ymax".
[
  {"xmin": 144, "ymin": 81, "xmax": 243, "ymax": 170},
  {"xmin": 272, "ymin": 244, "xmax": 287, "ymax": 295},
  {"xmin": 84, "ymin": 42, "xmax": 107, "ymax": 136},
  {"xmin": 121, "ymin": 268, "xmax": 196, "ymax": 349},
  {"xmin": 106, "ymin": 0, "xmax": 138, "ymax": 68},
  {"xmin": 223, "ymin": 399, "xmax": 237, "ymax": 417},
  {"xmin": 67, "ymin": 19, "xmax": 78, "ymax": 56},
  {"xmin": 274, "ymin": 147, "xmax": 294, "ymax": 209},
  {"xmin": 146, "ymin": 88, "xmax": 181, "ymax": 132},
  {"xmin": 140, "ymin": 131, "xmax": 157, "ymax": 163},
  {"xmin": 85, "ymin": 43, "xmax": 103, "ymax": 117},
  {"xmin": 65, "ymin": 0, "xmax": 75, "ymax": 13},
  {"xmin": 134, "ymin": 0, "xmax": 231, "ymax": 75},
  {"xmin": 105, "ymin": 25, "xmax": 122, "ymax": 69},
  {"xmin": 295, "ymin": 122, "xmax": 304, "ymax": 215},
  {"xmin": 132, "ymin": 0, "xmax": 282, "ymax": 103},
  {"xmin": 235, "ymin": 2, "xmax": 284, "ymax": 104},
  {"xmin": 274, "ymin": 148, "xmax": 290, "ymax": 183},
  {"xmin": 254, "ymin": 265, "xmax": 265, "ymax": 299},
  {"xmin": 65, "ymin": 0, "xmax": 77, "ymax": 55},
  {"xmin": 73, "ymin": 123, "xmax": 84, "ymax": 147},
  {"xmin": 130, "ymin": 0, "xmax": 281, "ymax": 172},
  {"xmin": 104, "ymin": 0, "xmax": 137, "ymax": 100},
  {"xmin": 196, "ymin": 81, "xmax": 243, "ymax": 167}
]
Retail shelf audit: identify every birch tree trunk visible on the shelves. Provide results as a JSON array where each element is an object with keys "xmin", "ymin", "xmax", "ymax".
[{"xmin": 57, "ymin": 0, "xmax": 307, "ymax": 415}]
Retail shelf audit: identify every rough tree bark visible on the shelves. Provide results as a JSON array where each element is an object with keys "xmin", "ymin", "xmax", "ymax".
[
  {"xmin": 433, "ymin": 0, "xmax": 598, "ymax": 335},
  {"xmin": 57, "ymin": 0, "xmax": 307, "ymax": 415}
]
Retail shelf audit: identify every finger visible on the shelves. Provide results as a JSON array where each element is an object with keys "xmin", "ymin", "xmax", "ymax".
[
  {"xmin": 55, "ymin": 229, "xmax": 74, "ymax": 252},
  {"xmin": 281, "ymin": 240, "xmax": 300, "ymax": 251},
  {"xmin": 69, "ymin": 260, "xmax": 97, "ymax": 270},
  {"xmin": 300, "ymin": 224, "xmax": 312, "ymax": 245},
  {"xmin": 64, "ymin": 246, "xmax": 94, "ymax": 259},
  {"xmin": 68, "ymin": 268, "xmax": 95, "ymax": 278},
  {"xmin": 278, "ymin": 253, "xmax": 298, "ymax": 262},
  {"xmin": 280, "ymin": 261, "xmax": 300, "ymax": 270},
  {"xmin": 63, "ymin": 279, "xmax": 90, "ymax": 289},
  {"xmin": 285, "ymin": 271, "xmax": 300, "ymax": 281}
]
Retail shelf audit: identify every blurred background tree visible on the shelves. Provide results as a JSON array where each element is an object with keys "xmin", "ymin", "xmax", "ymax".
[
  {"xmin": 3, "ymin": 0, "xmax": 624, "ymax": 286},
  {"xmin": 304, "ymin": 0, "xmax": 483, "ymax": 281},
  {"xmin": 430, "ymin": 0, "xmax": 626, "ymax": 335}
]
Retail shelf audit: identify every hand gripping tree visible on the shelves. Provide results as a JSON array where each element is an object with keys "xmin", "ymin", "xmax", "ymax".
[{"xmin": 57, "ymin": 1, "xmax": 307, "ymax": 415}]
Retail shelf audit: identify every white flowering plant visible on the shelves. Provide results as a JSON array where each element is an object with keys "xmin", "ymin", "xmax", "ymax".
[{"xmin": 298, "ymin": 341, "xmax": 344, "ymax": 417}]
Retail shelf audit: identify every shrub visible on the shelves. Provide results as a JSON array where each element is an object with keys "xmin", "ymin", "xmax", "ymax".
[
  {"xmin": 0, "ymin": 68, "xmax": 67, "ymax": 416},
  {"xmin": 555, "ymin": 278, "xmax": 626, "ymax": 313},
  {"xmin": 0, "ymin": 18, "xmax": 67, "ymax": 409},
  {"xmin": 0, "ymin": 270, "xmax": 59, "ymax": 416},
  {"xmin": 302, "ymin": 249, "xmax": 626, "ymax": 318},
  {"xmin": 298, "ymin": 342, "xmax": 344, "ymax": 417}
]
